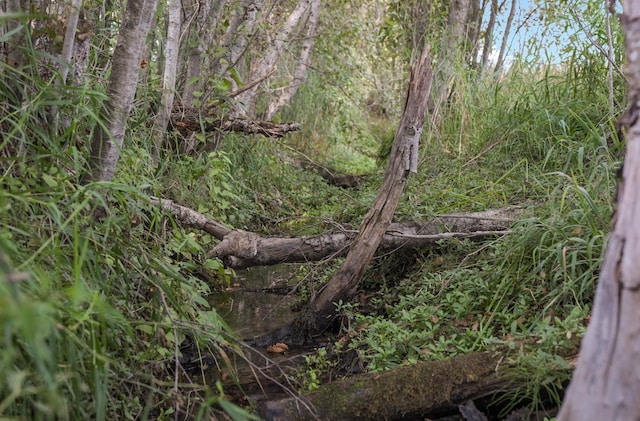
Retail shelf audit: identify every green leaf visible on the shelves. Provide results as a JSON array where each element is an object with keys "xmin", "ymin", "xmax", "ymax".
[
  {"xmin": 135, "ymin": 324, "xmax": 154, "ymax": 335},
  {"xmin": 217, "ymin": 399, "xmax": 260, "ymax": 421},
  {"xmin": 205, "ymin": 259, "xmax": 223, "ymax": 271},
  {"xmin": 42, "ymin": 173, "xmax": 58, "ymax": 188}
]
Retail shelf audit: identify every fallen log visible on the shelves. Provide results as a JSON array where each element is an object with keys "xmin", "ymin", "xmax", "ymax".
[
  {"xmin": 258, "ymin": 352, "xmax": 507, "ymax": 421},
  {"xmin": 170, "ymin": 105, "xmax": 300, "ymax": 138},
  {"xmin": 150, "ymin": 197, "xmax": 522, "ymax": 269}
]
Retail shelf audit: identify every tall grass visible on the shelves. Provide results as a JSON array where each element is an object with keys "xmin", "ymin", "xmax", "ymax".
[
  {"xmin": 334, "ymin": 48, "xmax": 624, "ymax": 412},
  {"xmin": 0, "ymin": 22, "xmax": 255, "ymax": 420}
]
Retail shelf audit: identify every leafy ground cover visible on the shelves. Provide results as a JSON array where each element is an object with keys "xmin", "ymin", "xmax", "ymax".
[
  {"xmin": 0, "ymin": 12, "xmax": 625, "ymax": 421},
  {"xmin": 271, "ymin": 54, "xmax": 623, "ymax": 416}
]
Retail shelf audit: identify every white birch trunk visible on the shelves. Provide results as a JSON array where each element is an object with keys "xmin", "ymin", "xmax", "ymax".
[
  {"xmin": 153, "ymin": 0, "xmax": 182, "ymax": 157},
  {"xmin": 264, "ymin": 0, "xmax": 320, "ymax": 120},
  {"xmin": 235, "ymin": 0, "xmax": 311, "ymax": 117},
  {"xmin": 494, "ymin": 0, "xmax": 516, "ymax": 74},
  {"xmin": 59, "ymin": 0, "xmax": 82, "ymax": 83},
  {"xmin": 220, "ymin": 0, "xmax": 264, "ymax": 74},
  {"xmin": 87, "ymin": 0, "xmax": 159, "ymax": 182}
]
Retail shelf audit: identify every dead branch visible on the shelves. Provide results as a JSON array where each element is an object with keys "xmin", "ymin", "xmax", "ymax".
[{"xmin": 151, "ymin": 197, "xmax": 523, "ymax": 269}]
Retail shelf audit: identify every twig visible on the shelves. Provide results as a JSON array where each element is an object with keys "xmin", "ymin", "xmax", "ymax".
[
  {"xmin": 569, "ymin": 6, "xmax": 626, "ymax": 81},
  {"xmin": 228, "ymin": 67, "xmax": 277, "ymax": 98},
  {"xmin": 463, "ymin": 137, "xmax": 504, "ymax": 167}
]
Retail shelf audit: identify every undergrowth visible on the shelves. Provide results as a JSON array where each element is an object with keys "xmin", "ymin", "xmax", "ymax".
[
  {"xmin": 0, "ymin": 6, "xmax": 628, "ymax": 420},
  {"xmin": 317, "ymin": 54, "xmax": 623, "ymax": 414},
  {"xmin": 0, "ymin": 41, "xmax": 256, "ymax": 420}
]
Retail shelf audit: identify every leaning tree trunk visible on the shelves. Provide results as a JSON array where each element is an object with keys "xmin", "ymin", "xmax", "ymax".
[
  {"xmin": 557, "ymin": 2, "xmax": 640, "ymax": 419},
  {"xmin": 86, "ymin": 0, "xmax": 159, "ymax": 182},
  {"xmin": 235, "ymin": 0, "xmax": 310, "ymax": 117},
  {"xmin": 307, "ymin": 44, "xmax": 432, "ymax": 336},
  {"xmin": 247, "ymin": 44, "xmax": 433, "ymax": 347},
  {"xmin": 494, "ymin": 0, "xmax": 516, "ymax": 74}
]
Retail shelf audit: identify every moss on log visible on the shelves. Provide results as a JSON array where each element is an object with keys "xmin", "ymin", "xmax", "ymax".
[{"xmin": 259, "ymin": 352, "xmax": 504, "ymax": 421}]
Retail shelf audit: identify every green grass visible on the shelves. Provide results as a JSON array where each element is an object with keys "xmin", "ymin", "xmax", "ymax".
[
  {"xmin": 309, "ymin": 53, "xmax": 623, "ymax": 413},
  {"xmin": 0, "ymin": 42, "xmax": 257, "ymax": 419},
  {"xmin": 0, "ymin": 7, "xmax": 628, "ymax": 419}
]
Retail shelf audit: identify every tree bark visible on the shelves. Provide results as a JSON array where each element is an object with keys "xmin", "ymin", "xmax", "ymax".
[
  {"xmin": 210, "ymin": 0, "xmax": 263, "ymax": 79},
  {"xmin": 429, "ymin": 0, "xmax": 480, "ymax": 116},
  {"xmin": 480, "ymin": 0, "xmax": 498, "ymax": 70},
  {"xmin": 86, "ymin": 0, "xmax": 159, "ymax": 182},
  {"xmin": 557, "ymin": 2, "xmax": 640, "ymax": 419},
  {"xmin": 153, "ymin": 0, "xmax": 182, "ymax": 158},
  {"xmin": 58, "ymin": 0, "xmax": 82, "ymax": 84},
  {"xmin": 494, "ymin": 0, "xmax": 516, "ymax": 74},
  {"xmin": 258, "ymin": 352, "xmax": 503, "ymax": 421},
  {"xmin": 303, "ymin": 44, "xmax": 432, "ymax": 337},
  {"xmin": 209, "ymin": 208, "xmax": 520, "ymax": 269},
  {"xmin": 169, "ymin": 105, "xmax": 300, "ymax": 139},
  {"xmin": 181, "ymin": 0, "xmax": 227, "ymax": 108},
  {"xmin": 235, "ymin": 0, "xmax": 311, "ymax": 117},
  {"xmin": 264, "ymin": 0, "xmax": 320, "ymax": 120},
  {"xmin": 152, "ymin": 197, "xmax": 521, "ymax": 269}
]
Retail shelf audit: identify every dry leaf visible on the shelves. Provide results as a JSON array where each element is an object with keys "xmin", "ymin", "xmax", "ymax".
[{"xmin": 267, "ymin": 343, "xmax": 289, "ymax": 354}]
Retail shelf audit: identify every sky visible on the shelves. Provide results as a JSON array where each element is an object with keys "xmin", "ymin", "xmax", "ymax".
[{"xmin": 486, "ymin": 0, "xmax": 612, "ymax": 67}]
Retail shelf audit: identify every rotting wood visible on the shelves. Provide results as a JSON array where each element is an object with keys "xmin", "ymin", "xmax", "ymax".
[
  {"xmin": 258, "ymin": 352, "xmax": 505, "ymax": 421},
  {"xmin": 150, "ymin": 197, "xmax": 522, "ymax": 269},
  {"xmin": 169, "ymin": 104, "xmax": 300, "ymax": 138}
]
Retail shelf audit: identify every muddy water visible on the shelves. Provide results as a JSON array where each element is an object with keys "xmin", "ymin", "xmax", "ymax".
[
  {"xmin": 207, "ymin": 265, "xmax": 307, "ymax": 402},
  {"xmin": 209, "ymin": 264, "xmax": 299, "ymax": 339}
]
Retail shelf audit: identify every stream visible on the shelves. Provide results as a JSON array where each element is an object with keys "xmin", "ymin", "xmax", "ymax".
[
  {"xmin": 207, "ymin": 264, "xmax": 310, "ymax": 405},
  {"xmin": 209, "ymin": 264, "xmax": 298, "ymax": 339}
]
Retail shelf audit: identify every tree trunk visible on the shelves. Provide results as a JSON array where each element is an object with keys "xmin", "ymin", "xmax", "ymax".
[
  {"xmin": 480, "ymin": 0, "xmax": 497, "ymax": 70},
  {"xmin": 209, "ymin": 208, "xmax": 520, "ymax": 269},
  {"xmin": 258, "ymin": 352, "xmax": 503, "ymax": 421},
  {"xmin": 305, "ymin": 44, "xmax": 432, "ymax": 336},
  {"xmin": 264, "ymin": 0, "xmax": 320, "ymax": 120},
  {"xmin": 494, "ymin": 0, "xmax": 516, "ymax": 74},
  {"xmin": 429, "ymin": 0, "xmax": 480, "ymax": 116},
  {"xmin": 86, "ymin": 0, "xmax": 159, "ymax": 182},
  {"xmin": 153, "ymin": 0, "xmax": 182, "ymax": 158},
  {"xmin": 152, "ymin": 197, "xmax": 520, "ymax": 269},
  {"xmin": 3, "ymin": 0, "xmax": 27, "ymax": 69},
  {"xmin": 58, "ymin": 0, "xmax": 82, "ymax": 84},
  {"xmin": 235, "ymin": 0, "xmax": 311, "ymax": 117},
  {"xmin": 218, "ymin": 0, "xmax": 264, "ymax": 76},
  {"xmin": 181, "ymin": 0, "xmax": 227, "ymax": 108},
  {"xmin": 238, "ymin": 45, "xmax": 433, "ymax": 346},
  {"xmin": 557, "ymin": 2, "xmax": 640, "ymax": 419}
]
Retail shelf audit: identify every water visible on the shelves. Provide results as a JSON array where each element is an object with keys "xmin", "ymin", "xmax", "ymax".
[
  {"xmin": 209, "ymin": 264, "xmax": 298, "ymax": 339},
  {"xmin": 207, "ymin": 265, "xmax": 307, "ymax": 402}
]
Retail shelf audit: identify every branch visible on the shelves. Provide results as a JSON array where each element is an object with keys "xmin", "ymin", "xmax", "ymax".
[
  {"xmin": 170, "ymin": 106, "xmax": 300, "ymax": 138},
  {"xmin": 150, "ymin": 196, "xmax": 523, "ymax": 269}
]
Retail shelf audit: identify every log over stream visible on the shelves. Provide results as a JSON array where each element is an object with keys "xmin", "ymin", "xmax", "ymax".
[{"xmin": 150, "ymin": 196, "xmax": 522, "ymax": 269}]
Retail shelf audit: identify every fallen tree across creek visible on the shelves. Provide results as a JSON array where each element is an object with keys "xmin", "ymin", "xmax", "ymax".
[{"xmin": 150, "ymin": 196, "xmax": 522, "ymax": 270}]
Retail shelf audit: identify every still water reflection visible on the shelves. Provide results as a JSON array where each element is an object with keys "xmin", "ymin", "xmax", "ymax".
[{"xmin": 209, "ymin": 265, "xmax": 298, "ymax": 339}]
